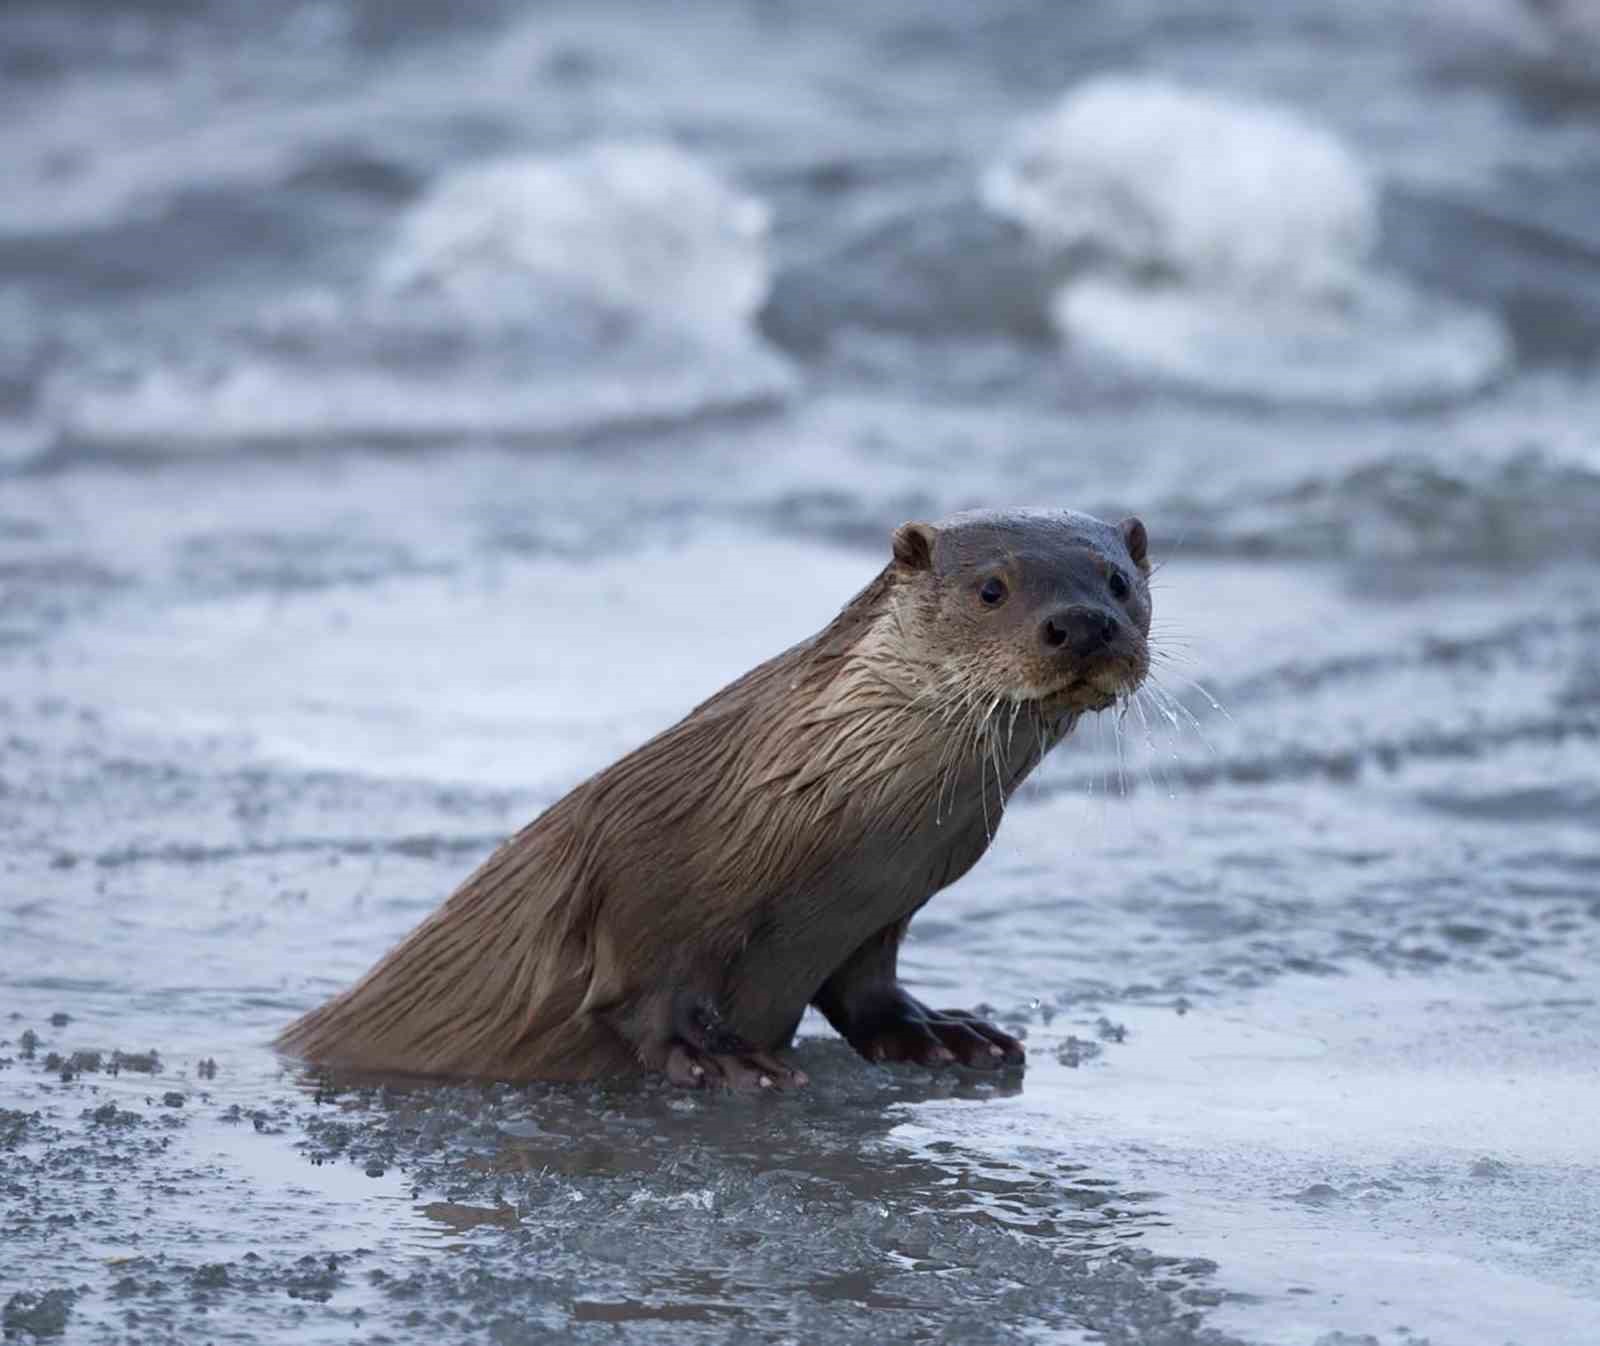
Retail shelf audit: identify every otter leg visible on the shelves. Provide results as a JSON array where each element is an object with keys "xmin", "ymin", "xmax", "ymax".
[
  {"xmin": 662, "ymin": 995, "xmax": 809, "ymax": 1092},
  {"xmin": 814, "ymin": 924, "xmax": 1025, "ymax": 1071}
]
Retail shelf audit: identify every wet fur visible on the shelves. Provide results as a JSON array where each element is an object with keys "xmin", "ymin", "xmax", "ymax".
[{"xmin": 277, "ymin": 511, "xmax": 1149, "ymax": 1081}]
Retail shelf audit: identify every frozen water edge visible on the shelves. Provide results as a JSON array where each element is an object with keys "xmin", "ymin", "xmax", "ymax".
[
  {"xmin": 8, "ymin": 948, "xmax": 1596, "ymax": 1343},
  {"xmin": 896, "ymin": 966, "xmax": 1600, "ymax": 1346}
]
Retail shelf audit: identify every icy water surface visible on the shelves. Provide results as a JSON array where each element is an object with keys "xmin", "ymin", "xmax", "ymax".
[{"xmin": 5, "ymin": 2, "xmax": 1600, "ymax": 1343}]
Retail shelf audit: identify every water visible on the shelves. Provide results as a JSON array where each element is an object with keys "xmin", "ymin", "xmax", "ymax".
[{"xmin": 3, "ymin": 1, "xmax": 1600, "ymax": 1342}]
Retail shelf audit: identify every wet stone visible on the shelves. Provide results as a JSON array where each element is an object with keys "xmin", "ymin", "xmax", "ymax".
[
  {"xmin": 0, "ymin": 1109, "xmax": 44, "ymax": 1149},
  {"xmin": 2, "ymin": 1287, "xmax": 78, "ymax": 1339},
  {"xmin": 1056, "ymin": 1036, "xmax": 1104, "ymax": 1068},
  {"xmin": 1291, "ymin": 1184, "xmax": 1341, "ymax": 1205},
  {"xmin": 85, "ymin": 1102, "xmax": 143, "ymax": 1127},
  {"xmin": 285, "ymin": 1254, "xmax": 345, "ymax": 1304},
  {"xmin": 192, "ymin": 1264, "xmax": 230, "ymax": 1290},
  {"xmin": 1095, "ymin": 1017, "xmax": 1128, "ymax": 1043}
]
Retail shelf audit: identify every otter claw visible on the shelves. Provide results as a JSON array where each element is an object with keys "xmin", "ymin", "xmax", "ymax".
[
  {"xmin": 663, "ymin": 994, "xmax": 808, "ymax": 1090},
  {"xmin": 849, "ymin": 996, "xmax": 1026, "ymax": 1071},
  {"xmin": 664, "ymin": 1042, "xmax": 806, "ymax": 1092}
]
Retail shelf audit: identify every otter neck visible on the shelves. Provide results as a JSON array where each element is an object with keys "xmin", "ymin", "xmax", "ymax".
[{"xmin": 814, "ymin": 652, "xmax": 1064, "ymax": 832}]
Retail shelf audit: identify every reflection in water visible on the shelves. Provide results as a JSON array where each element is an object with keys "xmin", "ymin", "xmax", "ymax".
[{"xmin": 270, "ymin": 1045, "xmax": 1205, "ymax": 1339}]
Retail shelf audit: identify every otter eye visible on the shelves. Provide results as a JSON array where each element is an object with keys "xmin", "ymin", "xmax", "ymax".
[
  {"xmin": 978, "ymin": 576, "xmax": 1008, "ymax": 608},
  {"xmin": 1108, "ymin": 570, "xmax": 1131, "ymax": 601}
]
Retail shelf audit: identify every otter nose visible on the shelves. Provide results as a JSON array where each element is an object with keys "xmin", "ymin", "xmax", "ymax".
[{"xmin": 1041, "ymin": 606, "xmax": 1119, "ymax": 658}]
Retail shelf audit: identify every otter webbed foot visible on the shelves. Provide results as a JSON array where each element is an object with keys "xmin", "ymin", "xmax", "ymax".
[
  {"xmin": 662, "ymin": 996, "xmax": 808, "ymax": 1091},
  {"xmin": 845, "ymin": 992, "xmax": 1025, "ymax": 1071},
  {"xmin": 663, "ymin": 1043, "xmax": 806, "ymax": 1090}
]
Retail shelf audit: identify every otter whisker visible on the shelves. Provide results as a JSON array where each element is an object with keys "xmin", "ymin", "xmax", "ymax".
[
  {"xmin": 973, "ymin": 692, "xmax": 1003, "ymax": 842},
  {"xmin": 1143, "ymin": 674, "xmax": 1221, "ymax": 758},
  {"xmin": 1128, "ymin": 688, "xmax": 1174, "ymax": 800},
  {"xmin": 1163, "ymin": 671, "xmax": 1232, "ymax": 722},
  {"xmin": 1148, "ymin": 655, "xmax": 1195, "ymax": 675},
  {"xmin": 1112, "ymin": 700, "xmax": 1129, "ymax": 799},
  {"xmin": 1133, "ymin": 690, "xmax": 1172, "ymax": 800},
  {"xmin": 927, "ymin": 687, "xmax": 964, "ymax": 824},
  {"xmin": 1028, "ymin": 701, "xmax": 1048, "ymax": 785},
  {"xmin": 1143, "ymin": 679, "xmax": 1187, "ymax": 738},
  {"xmin": 1092, "ymin": 709, "xmax": 1108, "ymax": 809},
  {"xmin": 1146, "ymin": 640, "xmax": 1193, "ymax": 656},
  {"xmin": 987, "ymin": 694, "xmax": 1007, "ymax": 824},
  {"xmin": 940, "ymin": 697, "xmax": 980, "ymax": 822},
  {"xmin": 929, "ymin": 668, "xmax": 990, "ymax": 826}
]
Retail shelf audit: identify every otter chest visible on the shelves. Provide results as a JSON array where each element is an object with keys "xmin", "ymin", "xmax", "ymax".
[{"xmin": 723, "ymin": 733, "xmax": 1044, "ymax": 1044}]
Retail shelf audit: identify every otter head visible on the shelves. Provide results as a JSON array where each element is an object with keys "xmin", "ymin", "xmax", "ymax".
[{"xmin": 889, "ymin": 508, "xmax": 1151, "ymax": 717}]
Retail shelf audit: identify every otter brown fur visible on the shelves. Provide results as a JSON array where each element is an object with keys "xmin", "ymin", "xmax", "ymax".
[{"xmin": 276, "ymin": 508, "xmax": 1152, "ymax": 1088}]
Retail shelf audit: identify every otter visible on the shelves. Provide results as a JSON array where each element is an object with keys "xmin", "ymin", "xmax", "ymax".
[{"xmin": 276, "ymin": 508, "xmax": 1152, "ymax": 1089}]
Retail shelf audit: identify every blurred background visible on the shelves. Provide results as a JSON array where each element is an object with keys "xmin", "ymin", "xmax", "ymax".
[{"xmin": 3, "ymin": 2, "xmax": 1600, "ymax": 1344}]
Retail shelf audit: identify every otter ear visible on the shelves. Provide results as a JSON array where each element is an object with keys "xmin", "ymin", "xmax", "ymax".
[
  {"xmin": 891, "ymin": 521, "xmax": 937, "ymax": 572},
  {"xmin": 1120, "ymin": 516, "xmax": 1149, "ymax": 572}
]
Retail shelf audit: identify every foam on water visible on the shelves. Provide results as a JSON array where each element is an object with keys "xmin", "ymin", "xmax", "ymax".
[
  {"xmin": 1055, "ymin": 272, "xmax": 1507, "ymax": 408},
  {"xmin": 379, "ymin": 142, "xmax": 772, "ymax": 335},
  {"xmin": 48, "ymin": 345, "xmax": 792, "ymax": 451},
  {"xmin": 981, "ymin": 76, "xmax": 1511, "ymax": 405},
  {"xmin": 44, "ymin": 142, "xmax": 793, "ymax": 450},
  {"xmin": 983, "ymin": 77, "xmax": 1376, "ymax": 295}
]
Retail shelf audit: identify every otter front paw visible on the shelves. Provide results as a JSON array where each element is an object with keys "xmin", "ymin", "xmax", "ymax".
[
  {"xmin": 663, "ymin": 996, "xmax": 808, "ymax": 1092},
  {"xmin": 847, "ymin": 995, "xmax": 1025, "ymax": 1070}
]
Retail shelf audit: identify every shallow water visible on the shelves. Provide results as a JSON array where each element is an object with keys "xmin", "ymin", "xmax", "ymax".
[{"xmin": 4, "ymin": 2, "xmax": 1600, "ymax": 1343}]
